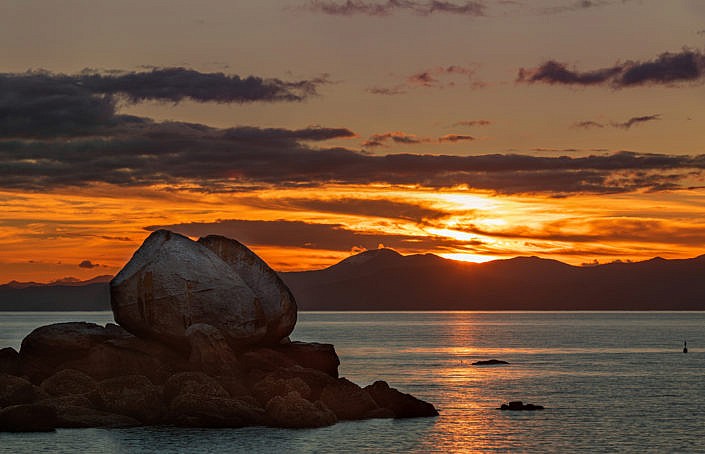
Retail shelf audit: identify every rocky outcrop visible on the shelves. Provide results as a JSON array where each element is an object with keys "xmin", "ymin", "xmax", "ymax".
[
  {"xmin": 111, "ymin": 230, "xmax": 295, "ymax": 349},
  {"xmin": 1, "ymin": 230, "xmax": 437, "ymax": 431},
  {"xmin": 320, "ymin": 378, "xmax": 380, "ymax": 420},
  {"xmin": 0, "ymin": 374, "xmax": 36, "ymax": 407},
  {"xmin": 92, "ymin": 375, "xmax": 164, "ymax": 424},
  {"xmin": 275, "ymin": 342, "xmax": 339, "ymax": 378},
  {"xmin": 0, "ymin": 348, "xmax": 19, "ymax": 376},
  {"xmin": 185, "ymin": 324, "xmax": 240, "ymax": 375},
  {"xmin": 0, "ymin": 404, "xmax": 56, "ymax": 432},
  {"xmin": 40, "ymin": 369, "xmax": 97, "ymax": 397},
  {"xmin": 364, "ymin": 381, "xmax": 439, "ymax": 418},
  {"xmin": 265, "ymin": 391, "xmax": 337, "ymax": 428}
]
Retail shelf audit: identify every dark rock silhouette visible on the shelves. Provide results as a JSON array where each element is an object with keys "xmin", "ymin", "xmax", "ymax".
[
  {"xmin": 0, "ymin": 230, "xmax": 437, "ymax": 431},
  {"xmin": 499, "ymin": 401, "xmax": 544, "ymax": 411},
  {"xmin": 0, "ymin": 404, "xmax": 57, "ymax": 432},
  {"xmin": 472, "ymin": 359, "xmax": 509, "ymax": 366},
  {"xmin": 0, "ymin": 348, "xmax": 19, "ymax": 376}
]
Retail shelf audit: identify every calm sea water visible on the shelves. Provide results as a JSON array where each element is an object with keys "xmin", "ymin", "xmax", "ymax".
[{"xmin": 1, "ymin": 311, "xmax": 704, "ymax": 453}]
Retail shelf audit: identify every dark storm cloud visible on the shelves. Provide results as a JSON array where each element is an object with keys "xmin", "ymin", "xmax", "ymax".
[
  {"xmin": 0, "ymin": 69, "xmax": 325, "ymax": 138},
  {"xmin": 78, "ymin": 260, "xmax": 100, "ymax": 269},
  {"xmin": 242, "ymin": 197, "xmax": 451, "ymax": 222},
  {"xmin": 78, "ymin": 68, "xmax": 328, "ymax": 103},
  {"xmin": 518, "ymin": 48, "xmax": 705, "ymax": 87},
  {"xmin": 3, "ymin": 68, "xmax": 705, "ymax": 196},
  {"xmin": 304, "ymin": 0, "xmax": 486, "ymax": 16},
  {"xmin": 145, "ymin": 219, "xmax": 473, "ymax": 252},
  {"xmin": 572, "ymin": 114, "xmax": 661, "ymax": 130}
]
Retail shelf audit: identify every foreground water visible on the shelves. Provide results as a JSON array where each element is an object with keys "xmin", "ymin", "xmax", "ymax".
[{"xmin": 1, "ymin": 311, "xmax": 704, "ymax": 453}]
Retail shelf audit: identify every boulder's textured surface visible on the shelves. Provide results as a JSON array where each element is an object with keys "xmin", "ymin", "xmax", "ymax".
[
  {"xmin": 185, "ymin": 323, "xmax": 240, "ymax": 375},
  {"xmin": 275, "ymin": 342, "xmax": 339, "ymax": 378},
  {"xmin": 163, "ymin": 372, "xmax": 230, "ymax": 403},
  {"xmin": 252, "ymin": 374, "xmax": 311, "ymax": 406},
  {"xmin": 93, "ymin": 375, "xmax": 164, "ymax": 424},
  {"xmin": 320, "ymin": 378, "xmax": 381, "ymax": 420},
  {"xmin": 0, "ymin": 347, "xmax": 19, "ymax": 376},
  {"xmin": 19, "ymin": 322, "xmax": 121, "ymax": 382},
  {"xmin": 265, "ymin": 391, "xmax": 337, "ymax": 428},
  {"xmin": 0, "ymin": 404, "xmax": 56, "ymax": 432},
  {"xmin": 40, "ymin": 369, "xmax": 97, "ymax": 397},
  {"xmin": 198, "ymin": 235, "xmax": 297, "ymax": 344},
  {"xmin": 0, "ymin": 374, "xmax": 36, "ymax": 407},
  {"xmin": 365, "ymin": 381, "xmax": 439, "ymax": 418},
  {"xmin": 168, "ymin": 393, "xmax": 265, "ymax": 428}
]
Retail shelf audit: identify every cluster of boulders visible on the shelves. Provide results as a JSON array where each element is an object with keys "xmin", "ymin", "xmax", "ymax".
[
  {"xmin": 499, "ymin": 401, "xmax": 544, "ymax": 411},
  {"xmin": 0, "ymin": 230, "xmax": 437, "ymax": 432}
]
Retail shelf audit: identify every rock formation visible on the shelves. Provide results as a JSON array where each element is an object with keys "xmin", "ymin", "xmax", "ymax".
[{"xmin": 0, "ymin": 230, "xmax": 437, "ymax": 432}]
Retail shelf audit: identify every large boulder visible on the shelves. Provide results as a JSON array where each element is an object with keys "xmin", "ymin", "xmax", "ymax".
[
  {"xmin": 63, "ymin": 335, "xmax": 187, "ymax": 383},
  {"xmin": 40, "ymin": 369, "xmax": 97, "ymax": 397},
  {"xmin": 18, "ymin": 322, "xmax": 123, "ymax": 382},
  {"xmin": 111, "ymin": 230, "xmax": 292, "ymax": 349},
  {"xmin": 198, "ymin": 235, "xmax": 297, "ymax": 344},
  {"xmin": 0, "ymin": 404, "xmax": 56, "ymax": 432},
  {"xmin": 0, "ymin": 374, "xmax": 36, "ymax": 407},
  {"xmin": 265, "ymin": 391, "xmax": 337, "ymax": 428}
]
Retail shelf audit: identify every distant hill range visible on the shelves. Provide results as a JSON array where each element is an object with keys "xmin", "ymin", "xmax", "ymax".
[
  {"xmin": 280, "ymin": 249, "xmax": 705, "ymax": 310},
  {"xmin": 3, "ymin": 251, "xmax": 705, "ymax": 311},
  {"xmin": 0, "ymin": 275, "xmax": 112, "ymax": 311}
]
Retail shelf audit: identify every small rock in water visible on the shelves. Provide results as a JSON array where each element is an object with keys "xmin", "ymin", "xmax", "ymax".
[
  {"xmin": 499, "ymin": 401, "xmax": 544, "ymax": 411},
  {"xmin": 472, "ymin": 359, "xmax": 509, "ymax": 366}
]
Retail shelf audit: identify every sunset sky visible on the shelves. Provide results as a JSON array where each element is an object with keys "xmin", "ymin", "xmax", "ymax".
[{"xmin": 1, "ymin": 0, "xmax": 705, "ymax": 282}]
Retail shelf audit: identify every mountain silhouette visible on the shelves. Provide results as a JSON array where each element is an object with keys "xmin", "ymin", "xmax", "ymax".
[
  {"xmin": 2, "ymin": 252, "xmax": 705, "ymax": 310},
  {"xmin": 280, "ymin": 249, "xmax": 705, "ymax": 310}
]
